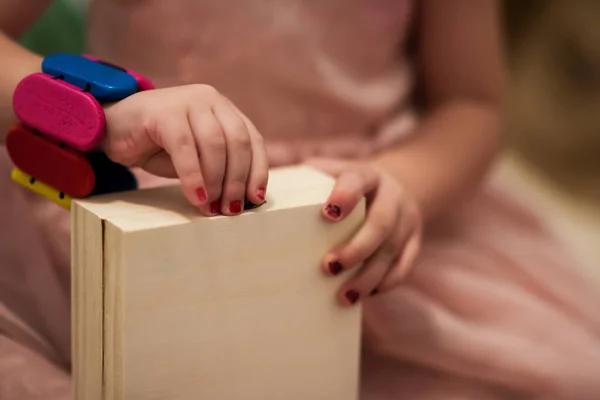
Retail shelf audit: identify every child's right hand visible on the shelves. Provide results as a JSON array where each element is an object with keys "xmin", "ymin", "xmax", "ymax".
[{"xmin": 101, "ymin": 84, "xmax": 269, "ymax": 216}]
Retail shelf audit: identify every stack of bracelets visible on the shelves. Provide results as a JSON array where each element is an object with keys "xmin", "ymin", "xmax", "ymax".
[{"xmin": 5, "ymin": 53, "xmax": 154, "ymax": 209}]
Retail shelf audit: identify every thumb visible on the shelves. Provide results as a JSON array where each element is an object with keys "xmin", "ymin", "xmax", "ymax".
[{"xmin": 139, "ymin": 151, "xmax": 178, "ymax": 178}]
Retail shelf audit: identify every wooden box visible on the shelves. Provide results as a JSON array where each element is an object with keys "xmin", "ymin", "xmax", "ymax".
[{"xmin": 72, "ymin": 165, "xmax": 365, "ymax": 400}]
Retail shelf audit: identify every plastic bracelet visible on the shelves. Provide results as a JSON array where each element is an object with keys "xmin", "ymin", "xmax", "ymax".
[
  {"xmin": 42, "ymin": 53, "xmax": 139, "ymax": 101},
  {"xmin": 7, "ymin": 124, "xmax": 96, "ymax": 197},
  {"xmin": 12, "ymin": 168, "xmax": 73, "ymax": 209},
  {"xmin": 13, "ymin": 73, "xmax": 106, "ymax": 152},
  {"xmin": 7, "ymin": 53, "xmax": 152, "ymax": 209},
  {"xmin": 82, "ymin": 54, "xmax": 155, "ymax": 92}
]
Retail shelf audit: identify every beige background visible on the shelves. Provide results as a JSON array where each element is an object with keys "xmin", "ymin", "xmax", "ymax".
[{"xmin": 502, "ymin": 0, "xmax": 600, "ymax": 284}]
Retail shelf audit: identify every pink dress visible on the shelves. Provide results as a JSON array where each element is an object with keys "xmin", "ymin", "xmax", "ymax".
[{"xmin": 1, "ymin": 1, "xmax": 600, "ymax": 398}]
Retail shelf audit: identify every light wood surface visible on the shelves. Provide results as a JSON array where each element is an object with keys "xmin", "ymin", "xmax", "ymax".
[
  {"xmin": 71, "ymin": 202, "xmax": 104, "ymax": 400},
  {"xmin": 72, "ymin": 165, "xmax": 365, "ymax": 400}
]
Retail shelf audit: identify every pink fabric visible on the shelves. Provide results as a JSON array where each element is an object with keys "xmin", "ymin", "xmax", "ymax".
[
  {"xmin": 87, "ymin": 0, "xmax": 418, "ymax": 167},
  {"xmin": 2, "ymin": 0, "xmax": 600, "ymax": 398},
  {"xmin": 361, "ymin": 187, "xmax": 600, "ymax": 399}
]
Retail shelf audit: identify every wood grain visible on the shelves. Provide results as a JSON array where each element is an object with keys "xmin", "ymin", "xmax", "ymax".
[{"xmin": 71, "ymin": 201, "xmax": 104, "ymax": 400}]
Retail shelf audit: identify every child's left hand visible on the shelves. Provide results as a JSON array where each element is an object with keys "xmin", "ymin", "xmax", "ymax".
[{"xmin": 306, "ymin": 158, "xmax": 423, "ymax": 306}]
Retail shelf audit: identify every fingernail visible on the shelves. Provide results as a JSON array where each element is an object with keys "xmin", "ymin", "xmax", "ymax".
[
  {"xmin": 229, "ymin": 200, "xmax": 242, "ymax": 214},
  {"xmin": 325, "ymin": 204, "xmax": 341, "ymax": 219},
  {"xmin": 257, "ymin": 187, "xmax": 266, "ymax": 202},
  {"xmin": 328, "ymin": 261, "xmax": 343, "ymax": 275},
  {"xmin": 196, "ymin": 187, "xmax": 207, "ymax": 204},
  {"xmin": 210, "ymin": 201, "xmax": 220, "ymax": 214},
  {"xmin": 370, "ymin": 288, "xmax": 379, "ymax": 296},
  {"xmin": 345, "ymin": 290, "xmax": 360, "ymax": 304}
]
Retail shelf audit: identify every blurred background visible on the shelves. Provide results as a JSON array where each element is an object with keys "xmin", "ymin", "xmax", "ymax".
[
  {"xmin": 20, "ymin": 0, "xmax": 600, "ymax": 282},
  {"xmin": 501, "ymin": 0, "xmax": 600, "ymax": 284}
]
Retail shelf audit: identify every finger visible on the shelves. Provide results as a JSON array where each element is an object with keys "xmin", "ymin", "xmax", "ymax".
[
  {"xmin": 378, "ymin": 201, "xmax": 422, "ymax": 289},
  {"xmin": 379, "ymin": 231, "xmax": 422, "ymax": 291},
  {"xmin": 323, "ymin": 180, "xmax": 399, "ymax": 276},
  {"xmin": 188, "ymin": 110, "xmax": 227, "ymax": 215},
  {"xmin": 212, "ymin": 99, "xmax": 252, "ymax": 215},
  {"xmin": 158, "ymin": 113, "xmax": 207, "ymax": 207},
  {"xmin": 237, "ymin": 111, "xmax": 269, "ymax": 205},
  {"xmin": 337, "ymin": 244, "xmax": 397, "ymax": 307},
  {"xmin": 322, "ymin": 168, "xmax": 379, "ymax": 221}
]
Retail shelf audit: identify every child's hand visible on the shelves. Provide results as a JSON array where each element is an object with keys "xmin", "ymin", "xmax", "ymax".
[
  {"xmin": 101, "ymin": 84, "xmax": 269, "ymax": 216},
  {"xmin": 307, "ymin": 158, "xmax": 423, "ymax": 306}
]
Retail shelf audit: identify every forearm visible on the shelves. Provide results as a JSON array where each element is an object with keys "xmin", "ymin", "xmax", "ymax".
[
  {"xmin": 373, "ymin": 99, "xmax": 503, "ymax": 221},
  {"xmin": 0, "ymin": 31, "xmax": 43, "ymax": 143}
]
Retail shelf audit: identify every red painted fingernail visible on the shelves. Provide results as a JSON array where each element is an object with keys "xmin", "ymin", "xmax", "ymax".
[
  {"xmin": 370, "ymin": 288, "xmax": 379, "ymax": 296},
  {"xmin": 345, "ymin": 290, "xmax": 360, "ymax": 304},
  {"xmin": 328, "ymin": 261, "xmax": 343, "ymax": 275},
  {"xmin": 196, "ymin": 187, "xmax": 207, "ymax": 204},
  {"xmin": 257, "ymin": 187, "xmax": 266, "ymax": 202},
  {"xmin": 229, "ymin": 200, "xmax": 242, "ymax": 214},
  {"xmin": 325, "ymin": 204, "xmax": 341, "ymax": 219},
  {"xmin": 210, "ymin": 201, "xmax": 220, "ymax": 214}
]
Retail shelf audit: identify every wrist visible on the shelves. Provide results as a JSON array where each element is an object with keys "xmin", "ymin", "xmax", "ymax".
[
  {"xmin": 370, "ymin": 102, "xmax": 502, "ymax": 222},
  {"xmin": 370, "ymin": 155, "xmax": 431, "ymax": 222}
]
